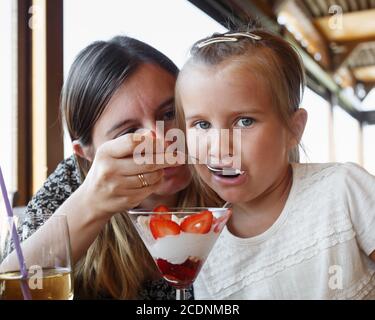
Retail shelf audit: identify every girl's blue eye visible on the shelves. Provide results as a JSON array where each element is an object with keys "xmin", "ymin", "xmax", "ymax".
[
  {"xmin": 194, "ymin": 121, "xmax": 211, "ymax": 130},
  {"xmin": 235, "ymin": 117, "xmax": 254, "ymax": 128}
]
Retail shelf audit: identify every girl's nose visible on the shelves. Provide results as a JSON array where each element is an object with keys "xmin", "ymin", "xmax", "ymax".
[{"xmin": 208, "ymin": 129, "xmax": 234, "ymax": 166}]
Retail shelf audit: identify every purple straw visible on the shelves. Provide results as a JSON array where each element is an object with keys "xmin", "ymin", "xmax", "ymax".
[{"xmin": 0, "ymin": 166, "xmax": 31, "ymax": 300}]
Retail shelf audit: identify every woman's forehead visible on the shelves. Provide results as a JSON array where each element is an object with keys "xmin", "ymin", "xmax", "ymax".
[
  {"xmin": 91, "ymin": 64, "xmax": 176, "ymax": 139},
  {"xmin": 107, "ymin": 63, "xmax": 176, "ymax": 111}
]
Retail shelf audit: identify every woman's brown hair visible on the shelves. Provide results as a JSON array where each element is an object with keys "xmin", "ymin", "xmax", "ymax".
[{"xmin": 61, "ymin": 36, "xmax": 181, "ymax": 299}]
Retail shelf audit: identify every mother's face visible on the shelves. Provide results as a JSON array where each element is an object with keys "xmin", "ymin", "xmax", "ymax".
[{"xmin": 86, "ymin": 63, "xmax": 191, "ymax": 196}]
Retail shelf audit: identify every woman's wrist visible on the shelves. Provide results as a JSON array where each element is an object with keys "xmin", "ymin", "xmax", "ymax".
[{"xmin": 75, "ymin": 184, "xmax": 113, "ymax": 225}]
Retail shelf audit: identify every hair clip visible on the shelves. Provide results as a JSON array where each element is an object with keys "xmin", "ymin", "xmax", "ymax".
[{"xmin": 195, "ymin": 32, "xmax": 262, "ymax": 49}]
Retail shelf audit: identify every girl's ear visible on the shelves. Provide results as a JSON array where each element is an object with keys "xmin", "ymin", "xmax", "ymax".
[
  {"xmin": 289, "ymin": 108, "xmax": 308, "ymax": 148},
  {"xmin": 72, "ymin": 140, "xmax": 94, "ymax": 162}
]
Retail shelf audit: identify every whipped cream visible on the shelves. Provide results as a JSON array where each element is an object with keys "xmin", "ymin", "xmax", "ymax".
[{"xmin": 149, "ymin": 231, "xmax": 219, "ymax": 265}]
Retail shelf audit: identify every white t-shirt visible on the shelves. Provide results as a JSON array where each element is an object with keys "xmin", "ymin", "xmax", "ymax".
[{"xmin": 194, "ymin": 162, "xmax": 375, "ymax": 299}]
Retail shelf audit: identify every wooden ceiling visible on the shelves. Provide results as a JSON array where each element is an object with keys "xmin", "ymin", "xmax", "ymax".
[
  {"xmin": 188, "ymin": 0, "xmax": 375, "ymax": 117},
  {"xmin": 262, "ymin": 0, "xmax": 375, "ymax": 100}
]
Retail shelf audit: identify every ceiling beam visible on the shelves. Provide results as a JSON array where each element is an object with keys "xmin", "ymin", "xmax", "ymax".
[
  {"xmin": 315, "ymin": 9, "xmax": 375, "ymax": 42},
  {"xmin": 316, "ymin": 0, "xmax": 329, "ymax": 15},
  {"xmin": 188, "ymin": 0, "xmax": 364, "ymax": 120},
  {"xmin": 348, "ymin": 0, "xmax": 359, "ymax": 11},
  {"xmin": 352, "ymin": 65, "xmax": 375, "ymax": 83},
  {"xmin": 361, "ymin": 110, "xmax": 375, "ymax": 124},
  {"xmin": 332, "ymin": 42, "xmax": 358, "ymax": 72},
  {"xmin": 276, "ymin": 0, "xmax": 331, "ymax": 69},
  {"xmin": 187, "ymin": 0, "xmax": 243, "ymax": 29},
  {"xmin": 337, "ymin": 0, "xmax": 349, "ymax": 13},
  {"xmin": 250, "ymin": 0, "xmax": 277, "ymax": 18},
  {"xmin": 359, "ymin": 0, "xmax": 368, "ymax": 10},
  {"xmin": 305, "ymin": 0, "xmax": 323, "ymax": 17}
]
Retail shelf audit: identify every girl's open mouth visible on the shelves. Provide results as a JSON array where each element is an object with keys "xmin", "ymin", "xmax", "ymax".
[{"xmin": 206, "ymin": 164, "xmax": 244, "ymax": 179}]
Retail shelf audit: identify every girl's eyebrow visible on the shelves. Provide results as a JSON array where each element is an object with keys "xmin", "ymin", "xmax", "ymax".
[
  {"xmin": 228, "ymin": 109, "xmax": 264, "ymax": 116},
  {"xmin": 184, "ymin": 114, "xmax": 206, "ymax": 122},
  {"xmin": 185, "ymin": 107, "xmax": 264, "ymax": 121}
]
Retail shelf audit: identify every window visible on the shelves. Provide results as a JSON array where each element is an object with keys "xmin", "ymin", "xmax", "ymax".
[
  {"xmin": 300, "ymin": 87, "xmax": 331, "ymax": 163},
  {"xmin": 363, "ymin": 125, "xmax": 375, "ymax": 175},
  {"xmin": 333, "ymin": 106, "xmax": 360, "ymax": 164},
  {"xmin": 63, "ymin": 0, "xmax": 226, "ymax": 157},
  {"xmin": 0, "ymin": 0, "xmax": 17, "ymax": 196},
  {"xmin": 362, "ymin": 88, "xmax": 375, "ymax": 175}
]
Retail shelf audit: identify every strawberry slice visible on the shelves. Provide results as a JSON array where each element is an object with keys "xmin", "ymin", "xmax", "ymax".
[
  {"xmin": 153, "ymin": 205, "xmax": 170, "ymax": 213},
  {"xmin": 150, "ymin": 218, "xmax": 180, "ymax": 239},
  {"xmin": 180, "ymin": 210, "xmax": 213, "ymax": 234},
  {"xmin": 152, "ymin": 205, "xmax": 171, "ymax": 220}
]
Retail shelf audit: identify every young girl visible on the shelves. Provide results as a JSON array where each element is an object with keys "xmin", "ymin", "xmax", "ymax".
[{"xmin": 176, "ymin": 29, "xmax": 375, "ymax": 299}]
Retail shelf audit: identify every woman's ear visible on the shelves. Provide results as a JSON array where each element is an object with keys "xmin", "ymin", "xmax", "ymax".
[
  {"xmin": 72, "ymin": 140, "xmax": 94, "ymax": 162},
  {"xmin": 289, "ymin": 108, "xmax": 308, "ymax": 148}
]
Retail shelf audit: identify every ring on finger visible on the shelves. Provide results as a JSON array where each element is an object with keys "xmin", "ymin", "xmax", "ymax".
[{"xmin": 137, "ymin": 173, "xmax": 149, "ymax": 188}]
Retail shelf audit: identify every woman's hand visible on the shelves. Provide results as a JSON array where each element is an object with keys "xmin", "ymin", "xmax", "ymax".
[{"xmin": 78, "ymin": 131, "xmax": 176, "ymax": 221}]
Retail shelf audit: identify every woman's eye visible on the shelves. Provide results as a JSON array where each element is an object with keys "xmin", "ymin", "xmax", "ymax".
[
  {"xmin": 117, "ymin": 128, "xmax": 138, "ymax": 137},
  {"xmin": 162, "ymin": 109, "xmax": 176, "ymax": 121},
  {"xmin": 194, "ymin": 121, "xmax": 211, "ymax": 130},
  {"xmin": 235, "ymin": 117, "xmax": 254, "ymax": 128}
]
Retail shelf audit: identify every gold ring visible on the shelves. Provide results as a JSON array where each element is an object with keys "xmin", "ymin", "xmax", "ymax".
[{"xmin": 137, "ymin": 173, "xmax": 149, "ymax": 188}]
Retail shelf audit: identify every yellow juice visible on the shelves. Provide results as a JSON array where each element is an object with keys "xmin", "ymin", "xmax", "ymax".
[{"xmin": 0, "ymin": 268, "xmax": 73, "ymax": 300}]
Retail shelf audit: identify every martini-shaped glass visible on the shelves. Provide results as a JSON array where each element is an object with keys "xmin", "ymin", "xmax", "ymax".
[{"xmin": 128, "ymin": 207, "xmax": 231, "ymax": 300}]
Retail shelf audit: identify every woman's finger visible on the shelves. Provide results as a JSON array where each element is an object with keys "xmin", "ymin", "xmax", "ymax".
[
  {"xmin": 110, "ymin": 152, "xmax": 185, "ymax": 176},
  {"xmin": 113, "ymin": 179, "xmax": 165, "ymax": 209},
  {"xmin": 100, "ymin": 131, "xmax": 159, "ymax": 159},
  {"xmin": 118, "ymin": 170, "xmax": 164, "ymax": 190}
]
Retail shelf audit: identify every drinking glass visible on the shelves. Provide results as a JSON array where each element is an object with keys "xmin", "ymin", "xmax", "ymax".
[{"xmin": 0, "ymin": 210, "xmax": 74, "ymax": 300}]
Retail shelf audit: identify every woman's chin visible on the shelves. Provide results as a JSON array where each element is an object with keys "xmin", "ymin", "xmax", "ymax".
[{"xmin": 154, "ymin": 166, "xmax": 191, "ymax": 196}]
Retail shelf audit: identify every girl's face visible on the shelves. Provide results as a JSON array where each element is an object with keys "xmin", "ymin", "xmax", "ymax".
[
  {"xmin": 179, "ymin": 61, "xmax": 297, "ymax": 204},
  {"xmin": 85, "ymin": 63, "xmax": 191, "ymax": 196}
]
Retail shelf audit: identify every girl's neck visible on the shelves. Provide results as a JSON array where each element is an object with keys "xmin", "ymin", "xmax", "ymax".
[
  {"xmin": 228, "ymin": 164, "xmax": 293, "ymax": 238},
  {"xmin": 139, "ymin": 192, "xmax": 179, "ymax": 209}
]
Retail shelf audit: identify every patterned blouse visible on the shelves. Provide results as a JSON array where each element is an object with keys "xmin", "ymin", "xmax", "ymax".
[{"xmin": 23, "ymin": 155, "xmax": 193, "ymax": 300}]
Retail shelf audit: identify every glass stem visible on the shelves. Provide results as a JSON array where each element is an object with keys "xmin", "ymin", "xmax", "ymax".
[{"xmin": 176, "ymin": 288, "xmax": 187, "ymax": 300}]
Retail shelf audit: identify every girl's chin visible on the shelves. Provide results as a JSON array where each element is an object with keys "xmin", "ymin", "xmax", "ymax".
[{"xmin": 214, "ymin": 189, "xmax": 250, "ymax": 204}]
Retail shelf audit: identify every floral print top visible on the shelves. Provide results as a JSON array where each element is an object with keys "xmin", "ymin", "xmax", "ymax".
[{"xmin": 22, "ymin": 155, "xmax": 193, "ymax": 300}]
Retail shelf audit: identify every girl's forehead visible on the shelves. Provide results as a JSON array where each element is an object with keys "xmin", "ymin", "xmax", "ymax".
[
  {"xmin": 180, "ymin": 59, "xmax": 266, "ymax": 93},
  {"xmin": 179, "ymin": 63, "xmax": 273, "ymax": 113}
]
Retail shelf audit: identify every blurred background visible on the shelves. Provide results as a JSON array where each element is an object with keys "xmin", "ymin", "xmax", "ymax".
[{"xmin": 1, "ymin": 0, "xmax": 374, "ymax": 207}]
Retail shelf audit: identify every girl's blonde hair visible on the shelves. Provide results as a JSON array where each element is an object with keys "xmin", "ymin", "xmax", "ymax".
[{"xmin": 176, "ymin": 28, "xmax": 306, "ymax": 163}]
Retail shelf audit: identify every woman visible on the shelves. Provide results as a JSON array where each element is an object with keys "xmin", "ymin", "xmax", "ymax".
[{"xmin": 22, "ymin": 36, "xmax": 218, "ymax": 299}]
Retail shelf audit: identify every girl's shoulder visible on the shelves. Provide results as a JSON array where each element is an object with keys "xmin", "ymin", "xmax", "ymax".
[
  {"xmin": 291, "ymin": 162, "xmax": 375, "ymax": 256},
  {"xmin": 292, "ymin": 162, "xmax": 375, "ymax": 192}
]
